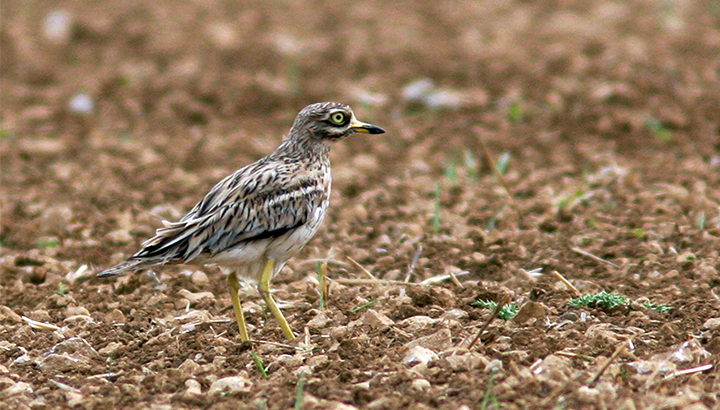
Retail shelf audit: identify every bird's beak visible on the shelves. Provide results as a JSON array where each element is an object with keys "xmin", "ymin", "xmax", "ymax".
[{"xmin": 350, "ymin": 118, "xmax": 385, "ymax": 134}]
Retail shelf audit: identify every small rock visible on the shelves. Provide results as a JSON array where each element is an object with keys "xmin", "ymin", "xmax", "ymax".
[
  {"xmin": 410, "ymin": 378, "xmax": 431, "ymax": 392},
  {"xmin": 0, "ymin": 306, "xmax": 22, "ymax": 323},
  {"xmin": 105, "ymin": 309, "xmax": 126, "ymax": 324},
  {"xmin": 405, "ymin": 329, "xmax": 453, "ymax": 350},
  {"xmin": 43, "ymin": 10, "xmax": 72, "ymax": 44},
  {"xmin": 702, "ymin": 317, "xmax": 720, "ymax": 331},
  {"xmin": 68, "ymin": 93, "xmax": 94, "ymax": 114},
  {"xmin": 178, "ymin": 289, "xmax": 215, "ymax": 302},
  {"xmin": 177, "ymin": 359, "xmax": 200, "ymax": 378},
  {"xmin": 362, "ymin": 309, "xmax": 394, "ymax": 330},
  {"xmin": 403, "ymin": 346, "xmax": 438, "ymax": 366},
  {"xmin": 307, "ymin": 355, "xmax": 328, "ymax": 369},
  {"xmin": 576, "ymin": 386, "xmax": 600, "ymax": 403},
  {"xmin": 208, "ymin": 376, "xmax": 252, "ymax": 395},
  {"xmin": 64, "ymin": 306, "xmax": 90, "ymax": 317},
  {"xmin": 512, "ymin": 301, "xmax": 547, "ymax": 324},
  {"xmin": 443, "ymin": 352, "xmax": 488, "ymax": 372},
  {"xmin": 0, "ymin": 381, "xmax": 33, "ymax": 398},
  {"xmin": 65, "ymin": 391, "xmax": 84, "ymax": 407},
  {"xmin": 191, "ymin": 271, "xmax": 209, "ymax": 286},
  {"xmin": 0, "ymin": 377, "xmax": 14, "ymax": 390},
  {"xmin": 532, "ymin": 354, "xmax": 572, "ymax": 381},
  {"xmin": 486, "ymin": 359, "xmax": 503, "ymax": 373},
  {"xmin": 400, "ymin": 316, "xmax": 436, "ymax": 333},
  {"xmin": 441, "ymin": 309, "xmax": 468, "ymax": 321},
  {"xmin": 98, "ymin": 342, "xmax": 123, "ymax": 356},
  {"xmin": 183, "ymin": 379, "xmax": 202, "ymax": 396},
  {"xmin": 38, "ymin": 353, "xmax": 92, "ymax": 373},
  {"xmin": 306, "ymin": 311, "xmax": 330, "ymax": 329}
]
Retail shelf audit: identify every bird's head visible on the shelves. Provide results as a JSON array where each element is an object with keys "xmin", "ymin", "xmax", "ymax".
[{"xmin": 288, "ymin": 102, "xmax": 385, "ymax": 143}]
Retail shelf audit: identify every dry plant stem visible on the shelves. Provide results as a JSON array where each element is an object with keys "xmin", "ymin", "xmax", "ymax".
[
  {"xmin": 664, "ymin": 363, "xmax": 713, "ymax": 380},
  {"xmin": 346, "ymin": 256, "xmax": 378, "ymax": 280},
  {"xmin": 465, "ymin": 294, "xmax": 511, "ymax": 350},
  {"xmin": 570, "ymin": 246, "xmax": 619, "ymax": 269},
  {"xmin": 551, "ymin": 270, "xmax": 581, "ymax": 297},
  {"xmin": 588, "ymin": 336, "xmax": 634, "ymax": 386},
  {"xmin": 405, "ymin": 244, "xmax": 423, "ymax": 282},
  {"xmin": 333, "ymin": 278, "xmax": 428, "ymax": 286},
  {"xmin": 319, "ymin": 260, "xmax": 329, "ymax": 307},
  {"xmin": 448, "ymin": 270, "xmax": 464, "ymax": 288},
  {"xmin": 474, "ymin": 127, "xmax": 522, "ymax": 223}
]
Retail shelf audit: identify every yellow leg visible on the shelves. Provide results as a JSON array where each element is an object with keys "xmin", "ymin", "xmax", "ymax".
[
  {"xmin": 228, "ymin": 273, "xmax": 250, "ymax": 341},
  {"xmin": 258, "ymin": 259, "xmax": 296, "ymax": 341}
]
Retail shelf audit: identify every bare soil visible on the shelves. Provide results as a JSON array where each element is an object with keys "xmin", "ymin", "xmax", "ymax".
[{"xmin": 2, "ymin": 1, "xmax": 720, "ymax": 409}]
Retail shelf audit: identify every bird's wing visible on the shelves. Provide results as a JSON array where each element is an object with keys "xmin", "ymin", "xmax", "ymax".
[{"xmin": 132, "ymin": 162, "xmax": 327, "ymax": 263}]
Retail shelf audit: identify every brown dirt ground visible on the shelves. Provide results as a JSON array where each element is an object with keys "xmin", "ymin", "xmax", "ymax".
[{"xmin": 2, "ymin": 1, "xmax": 720, "ymax": 409}]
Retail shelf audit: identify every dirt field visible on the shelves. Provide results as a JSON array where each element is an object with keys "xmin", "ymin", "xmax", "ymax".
[{"xmin": 2, "ymin": 1, "xmax": 720, "ymax": 409}]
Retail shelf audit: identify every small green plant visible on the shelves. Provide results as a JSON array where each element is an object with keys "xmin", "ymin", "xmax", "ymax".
[
  {"xmin": 645, "ymin": 118, "xmax": 672, "ymax": 142},
  {"xmin": 56, "ymin": 282, "xmax": 69, "ymax": 296},
  {"xmin": 480, "ymin": 372, "xmax": 500, "ymax": 410},
  {"xmin": 569, "ymin": 291, "xmax": 627, "ymax": 310},
  {"xmin": 471, "ymin": 299, "xmax": 519, "ymax": 321},
  {"xmin": 641, "ymin": 301, "xmax": 672, "ymax": 314},
  {"xmin": 698, "ymin": 212, "xmax": 706, "ymax": 231},
  {"xmin": 294, "ymin": 374, "xmax": 307, "ymax": 410},
  {"xmin": 37, "ymin": 238, "xmax": 59, "ymax": 249},
  {"xmin": 445, "ymin": 158, "xmax": 458, "ymax": 184},
  {"xmin": 351, "ymin": 299, "xmax": 379, "ymax": 313},
  {"xmin": 496, "ymin": 151, "xmax": 511, "ymax": 175},
  {"xmin": 506, "ymin": 101, "xmax": 524, "ymax": 123},
  {"xmin": 250, "ymin": 352, "xmax": 268, "ymax": 378}
]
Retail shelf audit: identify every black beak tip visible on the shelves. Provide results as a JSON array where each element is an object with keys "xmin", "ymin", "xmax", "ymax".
[{"xmin": 367, "ymin": 125, "xmax": 386, "ymax": 135}]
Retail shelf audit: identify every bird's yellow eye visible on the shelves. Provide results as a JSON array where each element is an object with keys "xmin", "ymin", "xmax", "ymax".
[{"xmin": 329, "ymin": 112, "xmax": 346, "ymax": 125}]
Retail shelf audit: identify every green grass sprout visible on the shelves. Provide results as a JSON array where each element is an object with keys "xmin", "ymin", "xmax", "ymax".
[
  {"xmin": 294, "ymin": 374, "xmax": 307, "ymax": 410},
  {"xmin": 496, "ymin": 151, "xmax": 511, "ymax": 175},
  {"xmin": 251, "ymin": 352, "xmax": 268, "ymax": 378},
  {"xmin": 641, "ymin": 301, "xmax": 672, "ymax": 314},
  {"xmin": 480, "ymin": 372, "xmax": 500, "ymax": 410},
  {"xmin": 471, "ymin": 299, "xmax": 518, "ymax": 321},
  {"xmin": 645, "ymin": 118, "xmax": 672, "ymax": 142},
  {"xmin": 569, "ymin": 291, "xmax": 627, "ymax": 310},
  {"xmin": 351, "ymin": 299, "xmax": 379, "ymax": 313}
]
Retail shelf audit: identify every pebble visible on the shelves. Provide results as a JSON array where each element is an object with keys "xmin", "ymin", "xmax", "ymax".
[
  {"xmin": 98, "ymin": 342, "xmax": 123, "ymax": 356},
  {"xmin": 403, "ymin": 346, "xmax": 438, "ymax": 366},
  {"xmin": 191, "ymin": 271, "xmax": 209, "ymax": 285},
  {"xmin": 306, "ymin": 311, "xmax": 331, "ymax": 329},
  {"xmin": 209, "ymin": 376, "xmax": 252, "ymax": 395},
  {"xmin": 443, "ymin": 352, "xmax": 488, "ymax": 371},
  {"xmin": 405, "ymin": 328, "xmax": 452, "ymax": 350},
  {"xmin": 0, "ymin": 381, "xmax": 33, "ymax": 398},
  {"xmin": 105, "ymin": 309, "xmax": 126, "ymax": 324},
  {"xmin": 410, "ymin": 378, "xmax": 431, "ymax": 392},
  {"xmin": 178, "ymin": 289, "xmax": 215, "ymax": 302},
  {"xmin": 400, "ymin": 316, "xmax": 436, "ymax": 333},
  {"xmin": 183, "ymin": 379, "xmax": 202, "ymax": 396},
  {"xmin": 362, "ymin": 309, "xmax": 394, "ymax": 330}
]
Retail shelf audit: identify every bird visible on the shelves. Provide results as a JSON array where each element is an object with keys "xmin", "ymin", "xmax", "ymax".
[{"xmin": 98, "ymin": 102, "xmax": 385, "ymax": 341}]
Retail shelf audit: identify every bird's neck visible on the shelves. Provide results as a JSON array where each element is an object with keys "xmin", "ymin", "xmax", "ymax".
[{"xmin": 276, "ymin": 130, "xmax": 331, "ymax": 160}]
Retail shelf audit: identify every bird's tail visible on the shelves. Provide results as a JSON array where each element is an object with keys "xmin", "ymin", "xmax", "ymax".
[{"xmin": 97, "ymin": 258, "xmax": 155, "ymax": 278}]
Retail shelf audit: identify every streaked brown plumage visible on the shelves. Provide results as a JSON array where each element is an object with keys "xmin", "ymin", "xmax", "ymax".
[{"xmin": 98, "ymin": 102, "xmax": 385, "ymax": 341}]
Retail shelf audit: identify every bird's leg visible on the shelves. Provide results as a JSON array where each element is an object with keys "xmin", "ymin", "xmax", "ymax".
[
  {"xmin": 227, "ymin": 273, "xmax": 250, "ymax": 341},
  {"xmin": 258, "ymin": 259, "xmax": 296, "ymax": 341}
]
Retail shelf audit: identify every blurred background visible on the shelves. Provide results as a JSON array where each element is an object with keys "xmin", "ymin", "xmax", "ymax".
[{"xmin": 2, "ymin": 1, "xmax": 720, "ymax": 408}]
